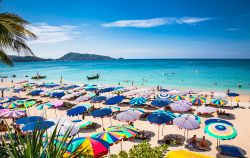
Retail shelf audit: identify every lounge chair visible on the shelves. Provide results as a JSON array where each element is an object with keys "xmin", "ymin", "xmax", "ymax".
[
  {"xmin": 219, "ymin": 145, "xmax": 244, "ymax": 158},
  {"xmin": 135, "ymin": 130, "xmax": 151, "ymax": 140}
]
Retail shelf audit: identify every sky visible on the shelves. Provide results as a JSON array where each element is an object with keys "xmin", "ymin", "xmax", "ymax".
[{"xmin": 1, "ymin": 0, "xmax": 250, "ymax": 59}]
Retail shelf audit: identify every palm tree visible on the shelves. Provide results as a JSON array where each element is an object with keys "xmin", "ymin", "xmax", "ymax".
[{"xmin": 0, "ymin": 12, "xmax": 36, "ymax": 66}]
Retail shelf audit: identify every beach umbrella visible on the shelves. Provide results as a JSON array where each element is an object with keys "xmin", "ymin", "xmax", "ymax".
[
  {"xmin": 65, "ymin": 137, "xmax": 109, "ymax": 158},
  {"xmin": 211, "ymin": 98, "xmax": 228, "ymax": 107},
  {"xmin": 189, "ymin": 96, "xmax": 206, "ymax": 105},
  {"xmin": 173, "ymin": 115, "xmax": 200, "ymax": 139},
  {"xmin": 30, "ymin": 89, "xmax": 44, "ymax": 96},
  {"xmin": 0, "ymin": 87, "xmax": 8, "ymax": 91},
  {"xmin": 107, "ymin": 125, "xmax": 138, "ymax": 139},
  {"xmin": 147, "ymin": 113, "xmax": 173, "ymax": 140},
  {"xmin": 170, "ymin": 101, "xmax": 191, "ymax": 113},
  {"xmin": 46, "ymin": 117, "xmax": 70, "ymax": 127},
  {"xmin": 129, "ymin": 97, "xmax": 147, "ymax": 106},
  {"xmin": 177, "ymin": 114, "xmax": 201, "ymax": 123},
  {"xmin": 67, "ymin": 106, "xmax": 87, "ymax": 117},
  {"xmin": 116, "ymin": 110, "xmax": 139, "ymax": 122},
  {"xmin": 197, "ymin": 107, "xmax": 217, "ymax": 114},
  {"xmin": 151, "ymin": 98, "xmax": 171, "ymax": 108},
  {"xmin": 105, "ymin": 95, "xmax": 125, "ymax": 105},
  {"xmin": 99, "ymin": 87, "xmax": 115, "ymax": 93},
  {"xmin": 167, "ymin": 150, "xmax": 212, "ymax": 158},
  {"xmin": 127, "ymin": 108, "xmax": 145, "ymax": 115},
  {"xmin": 23, "ymin": 101, "xmax": 36, "ymax": 108},
  {"xmin": 204, "ymin": 122, "xmax": 237, "ymax": 147},
  {"xmin": 52, "ymin": 100, "xmax": 64, "ymax": 108},
  {"xmin": 50, "ymin": 91, "xmax": 65, "ymax": 98},
  {"xmin": 153, "ymin": 110, "xmax": 176, "ymax": 119},
  {"xmin": 91, "ymin": 108, "xmax": 112, "ymax": 128},
  {"xmin": 4, "ymin": 102, "xmax": 19, "ymax": 109},
  {"xmin": 76, "ymin": 104, "xmax": 92, "ymax": 110},
  {"xmin": 157, "ymin": 92, "xmax": 171, "ymax": 99},
  {"xmin": 205, "ymin": 119, "xmax": 233, "ymax": 126},
  {"xmin": 227, "ymin": 92, "xmax": 239, "ymax": 107},
  {"xmin": 75, "ymin": 95, "xmax": 90, "ymax": 102},
  {"xmin": 214, "ymin": 92, "xmax": 228, "ymax": 99},
  {"xmin": 0, "ymin": 106, "xmax": 4, "ymax": 109},
  {"xmin": 91, "ymin": 96, "xmax": 107, "ymax": 103},
  {"xmin": 92, "ymin": 129, "xmax": 125, "ymax": 145},
  {"xmin": 0, "ymin": 109, "xmax": 26, "ymax": 118},
  {"xmin": 15, "ymin": 116, "xmax": 44, "ymax": 125},
  {"xmin": 22, "ymin": 120, "xmax": 54, "ymax": 132},
  {"xmin": 36, "ymin": 102, "xmax": 53, "ymax": 110},
  {"xmin": 106, "ymin": 105, "xmax": 121, "ymax": 112},
  {"xmin": 171, "ymin": 95, "xmax": 185, "ymax": 101},
  {"xmin": 61, "ymin": 85, "xmax": 79, "ymax": 91},
  {"xmin": 46, "ymin": 125, "xmax": 79, "ymax": 137},
  {"xmin": 199, "ymin": 91, "xmax": 212, "ymax": 96},
  {"xmin": 168, "ymin": 89, "xmax": 182, "ymax": 95}
]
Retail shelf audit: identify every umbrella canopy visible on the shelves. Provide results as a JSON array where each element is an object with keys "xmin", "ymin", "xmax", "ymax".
[
  {"xmin": 227, "ymin": 93, "xmax": 239, "ymax": 97},
  {"xmin": 15, "ymin": 116, "xmax": 44, "ymax": 125},
  {"xmin": 173, "ymin": 115, "xmax": 200, "ymax": 130},
  {"xmin": 92, "ymin": 129, "xmax": 125, "ymax": 145},
  {"xmin": 75, "ymin": 95, "xmax": 91, "ymax": 102},
  {"xmin": 46, "ymin": 125, "xmax": 79, "ymax": 137},
  {"xmin": 36, "ymin": 103, "xmax": 53, "ymax": 110},
  {"xmin": 205, "ymin": 119, "xmax": 233, "ymax": 126},
  {"xmin": 189, "ymin": 96, "xmax": 206, "ymax": 105},
  {"xmin": 129, "ymin": 97, "xmax": 147, "ymax": 106},
  {"xmin": 0, "ymin": 106, "xmax": 4, "ymax": 109},
  {"xmin": 65, "ymin": 137, "xmax": 109, "ymax": 158},
  {"xmin": 197, "ymin": 107, "xmax": 217, "ymax": 114},
  {"xmin": 0, "ymin": 87, "xmax": 8, "ymax": 91},
  {"xmin": 52, "ymin": 100, "xmax": 64, "ymax": 108},
  {"xmin": 30, "ymin": 89, "xmax": 44, "ymax": 96},
  {"xmin": 177, "ymin": 114, "xmax": 201, "ymax": 123},
  {"xmin": 168, "ymin": 89, "xmax": 182, "ymax": 95},
  {"xmin": 147, "ymin": 113, "xmax": 173, "ymax": 125},
  {"xmin": 153, "ymin": 110, "xmax": 176, "ymax": 119},
  {"xmin": 166, "ymin": 150, "xmax": 212, "ymax": 158},
  {"xmin": 4, "ymin": 102, "xmax": 19, "ymax": 109},
  {"xmin": 212, "ymin": 98, "xmax": 228, "ymax": 106},
  {"xmin": 106, "ymin": 105, "xmax": 121, "ymax": 112},
  {"xmin": 0, "ymin": 109, "xmax": 26, "ymax": 118},
  {"xmin": 67, "ymin": 106, "xmax": 87, "ymax": 117},
  {"xmin": 107, "ymin": 125, "xmax": 138, "ymax": 139},
  {"xmin": 50, "ymin": 91, "xmax": 65, "ymax": 98},
  {"xmin": 105, "ymin": 95, "xmax": 125, "ymax": 105},
  {"xmin": 116, "ymin": 110, "xmax": 139, "ymax": 122},
  {"xmin": 204, "ymin": 122, "xmax": 237, "ymax": 140},
  {"xmin": 91, "ymin": 108, "xmax": 112, "ymax": 118},
  {"xmin": 22, "ymin": 120, "xmax": 54, "ymax": 132},
  {"xmin": 127, "ymin": 108, "xmax": 145, "ymax": 115},
  {"xmin": 213, "ymin": 92, "xmax": 228, "ymax": 99},
  {"xmin": 23, "ymin": 101, "xmax": 36, "ymax": 108},
  {"xmin": 98, "ymin": 87, "xmax": 115, "ymax": 93},
  {"xmin": 170, "ymin": 101, "xmax": 191, "ymax": 112},
  {"xmin": 151, "ymin": 98, "xmax": 171, "ymax": 108},
  {"xmin": 171, "ymin": 95, "xmax": 185, "ymax": 101},
  {"xmin": 91, "ymin": 96, "xmax": 107, "ymax": 103},
  {"xmin": 157, "ymin": 92, "xmax": 171, "ymax": 99}
]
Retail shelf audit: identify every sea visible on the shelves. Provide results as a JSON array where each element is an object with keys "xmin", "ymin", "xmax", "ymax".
[{"xmin": 0, "ymin": 59, "xmax": 250, "ymax": 93}]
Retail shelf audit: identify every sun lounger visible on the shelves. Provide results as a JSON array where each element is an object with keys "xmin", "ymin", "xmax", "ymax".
[{"xmin": 219, "ymin": 145, "xmax": 243, "ymax": 158}]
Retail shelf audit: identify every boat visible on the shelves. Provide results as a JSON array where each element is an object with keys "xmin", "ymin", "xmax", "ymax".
[
  {"xmin": 12, "ymin": 75, "xmax": 16, "ymax": 78},
  {"xmin": 0, "ymin": 76, "xmax": 8, "ymax": 78},
  {"xmin": 87, "ymin": 74, "xmax": 99, "ymax": 80},
  {"xmin": 31, "ymin": 75, "xmax": 47, "ymax": 79}
]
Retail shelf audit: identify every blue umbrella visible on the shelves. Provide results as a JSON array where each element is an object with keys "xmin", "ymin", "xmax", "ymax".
[
  {"xmin": 129, "ymin": 97, "xmax": 147, "ymax": 106},
  {"xmin": 50, "ymin": 91, "xmax": 65, "ymax": 98},
  {"xmin": 227, "ymin": 93, "xmax": 239, "ymax": 97},
  {"xmin": 91, "ymin": 108, "xmax": 113, "ymax": 128},
  {"xmin": 99, "ymin": 87, "xmax": 115, "ymax": 93},
  {"xmin": 85, "ymin": 87, "xmax": 97, "ymax": 91},
  {"xmin": 151, "ymin": 98, "xmax": 171, "ymax": 108},
  {"xmin": 7, "ymin": 96, "xmax": 19, "ymax": 102},
  {"xmin": 0, "ymin": 87, "xmax": 8, "ymax": 91},
  {"xmin": 105, "ymin": 96, "xmax": 125, "ymax": 105},
  {"xmin": 67, "ymin": 106, "xmax": 87, "ymax": 117},
  {"xmin": 91, "ymin": 96, "xmax": 107, "ymax": 103},
  {"xmin": 147, "ymin": 113, "xmax": 173, "ymax": 140},
  {"xmin": 22, "ymin": 120, "xmax": 54, "ymax": 132},
  {"xmin": 61, "ymin": 85, "xmax": 79, "ymax": 90},
  {"xmin": 0, "ymin": 106, "xmax": 4, "ymax": 109},
  {"xmin": 30, "ymin": 90, "xmax": 44, "ymax": 96},
  {"xmin": 13, "ymin": 87, "xmax": 23, "ymax": 93},
  {"xmin": 205, "ymin": 119, "xmax": 233, "ymax": 126},
  {"xmin": 15, "ymin": 116, "xmax": 44, "ymax": 125},
  {"xmin": 153, "ymin": 110, "xmax": 176, "ymax": 119}
]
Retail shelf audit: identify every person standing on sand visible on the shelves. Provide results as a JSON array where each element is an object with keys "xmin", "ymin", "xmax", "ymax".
[
  {"xmin": 1, "ymin": 90, "xmax": 4, "ymax": 98},
  {"xmin": 227, "ymin": 88, "xmax": 230, "ymax": 94}
]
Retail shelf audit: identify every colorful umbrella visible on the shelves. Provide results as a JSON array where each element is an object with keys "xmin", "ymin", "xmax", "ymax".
[
  {"xmin": 151, "ymin": 98, "xmax": 171, "ymax": 108},
  {"xmin": 204, "ymin": 122, "xmax": 237, "ymax": 140},
  {"xmin": 36, "ymin": 102, "xmax": 53, "ymax": 110},
  {"xmin": 65, "ymin": 137, "xmax": 109, "ymax": 158},
  {"xmin": 92, "ymin": 129, "xmax": 125, "ymax": 145},
  {"xmin": 166, "ymin": 150, "xmax": 212, "ymax": 158},
  {"xmin": 189, "ymin": 96, "xmax": 206, "ymax": 105},
  {"xmin": 171, "ymin": 95, "xmax": 185, "ymax": 101},
  {"xmin": 4, "ymin": 102, "xmax": 19, "ymax": 109},
  {"xmin": 212, "ymin": 98, "xmax": 228, "ymax": 106},
  {"xmin": 107, "ymin": 125, "xmax": 138, "ymax": 139},
  {"xmin": 116, "ymin": 110, "xmax": 139, "ymax": 122},
  {"xmin": 205, "ymin": 119, "xmax": 233, "ymax": 126},
  {"xmin": 129, "ymin": 97, "xmax": 147, "ymax": 106},
  {"xmin": 0, "ymin": 109, "xmax": 26, "ymax": 118}
]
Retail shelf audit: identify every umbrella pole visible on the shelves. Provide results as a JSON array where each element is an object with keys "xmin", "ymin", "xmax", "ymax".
[
  {"xmin": 110, "ymin": 117, "xmax": 112, "ymax": 126},
  {"xmin": 102, "ymin": 118, "xmax": 104, "ymax": 130},
  {"xmin": 158, "ymin": 125, "xmax": 160, "ymax": 141},
  {"xmin": 187, "ymin": 130, "xmax": 189, "ymax": 140},
  {"xmin": 162, "ymin": 125, "xmax": 164, "ymax": 136},
  {"xmin": 120, "ymin": 140, "xmax": 123, "ymax": 151},
  {"xmin": 54, "ymin": 109, "xmax": 57, "ymax": 117}
]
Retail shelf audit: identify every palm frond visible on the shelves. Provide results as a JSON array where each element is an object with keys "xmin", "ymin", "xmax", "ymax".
[{"xmin": 0, "ymin": 49, "xmax": 13, "ymax": 66}]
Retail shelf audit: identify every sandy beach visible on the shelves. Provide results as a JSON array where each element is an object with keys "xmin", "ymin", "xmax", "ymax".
[{"xmin": 1, "ymin": 80, "xmax": 250, "ymax": 157}]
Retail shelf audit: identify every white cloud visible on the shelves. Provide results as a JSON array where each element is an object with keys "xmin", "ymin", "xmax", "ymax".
[
  {"xmin": 27, "ymin": 23, "xmax": 81, "ymax": 43},
  {"xmin": 102, "ymin": 17, "xmax": 211, "ymax": 28}
]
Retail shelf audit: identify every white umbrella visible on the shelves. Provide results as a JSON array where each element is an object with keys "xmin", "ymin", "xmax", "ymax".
[
  {"xmin": 170, "ymin": 101, "xmax": 191, "ymax": 112},
  {"xmin": 197, "ymin": 106, "xmax": 217, "ymax": 114}
]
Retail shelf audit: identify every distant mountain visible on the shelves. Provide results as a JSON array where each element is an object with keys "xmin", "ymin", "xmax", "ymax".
[
  {"xmin": 58, "ymin": 52, "xmax": 115, "ymax": 60},
  {"xmin": 9, "ymin": 52, "xmax": 117, "ymax": 62}
]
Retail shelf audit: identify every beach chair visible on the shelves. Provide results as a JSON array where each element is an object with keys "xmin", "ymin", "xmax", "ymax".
[{"xmin": 219, "ymin": 145, "xmax": 244, "ymax": 158}]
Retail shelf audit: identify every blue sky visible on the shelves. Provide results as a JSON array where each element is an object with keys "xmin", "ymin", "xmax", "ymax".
[{"xmin": 2, "ymin": 0, "xmax": 250, "ymax": 59}]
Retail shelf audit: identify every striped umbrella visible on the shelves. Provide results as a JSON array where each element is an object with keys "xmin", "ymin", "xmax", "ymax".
[
  {"xmin": 129, "ymin": 97, "xmax": 147, "ymax": 106},
  {"xmin": 157, "ymin": 92, "xmax": 171, "ymax": 99},
  {"xmin": 92, "ymin": 129, "xmax": 125, "ymax": 145},
  {"xmin": 36, "ymin": 102, "xmax": 53, "ymax": 110},
  {"xmin": 116, "ymin": 110, "xmax": 139, "ymax": 122},
  {"xmin": 212, "ymin": 98, "xmax": 228, "ymax": 106},
  {"xmin": 107, "ymin": 125, "xmax": 138, "ymax": 139},
  {"xmin": 171, "ymin": 95, "xmax": 185, "ymax": 101},
  {"xmin": 189, "ymin": 96, "xmax": 206, "ymax": 105},
  {"xmin": 65, "ymin": 137, "xmax": 110, "ymax": 158},
  {"xmin": 204, "ymin": 122, "xmax": 237, "ymax": 146},
  {"xmin": 4, "ymin": 102, "xmax": 19, "ymax": 109},
  {"xmin": 0, "ymin": 109, "xmax": 26, "ymax": 118}
]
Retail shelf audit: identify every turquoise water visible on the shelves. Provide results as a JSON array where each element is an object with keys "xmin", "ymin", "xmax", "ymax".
[{"xmin": 0, "ymin": 59, "xmax": 250, "ymax": 93}]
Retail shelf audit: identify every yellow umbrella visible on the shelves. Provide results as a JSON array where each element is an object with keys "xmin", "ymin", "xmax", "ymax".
[{"xmin": 166, "ymin": 150, "xmax": 212, "ymax": 158}]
